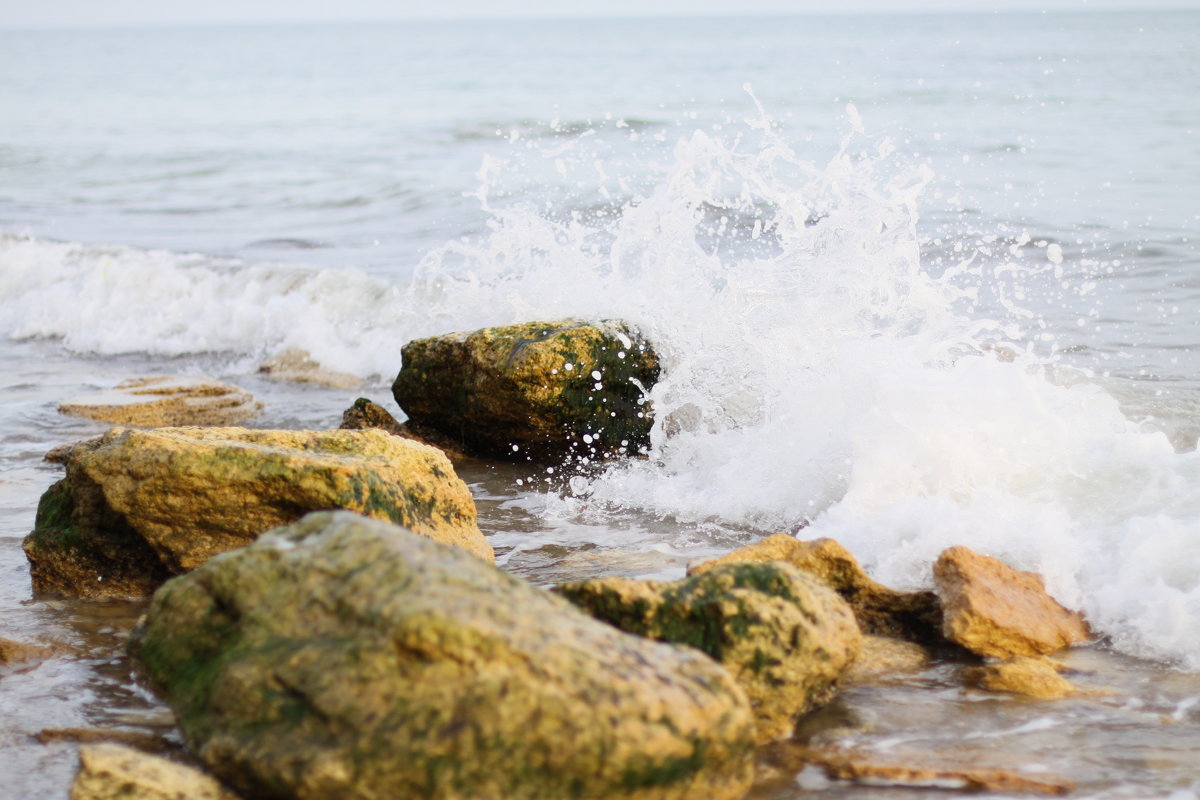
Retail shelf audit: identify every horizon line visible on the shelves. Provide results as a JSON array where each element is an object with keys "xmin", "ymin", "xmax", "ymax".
[{"xmin": 3, "ymin": 6, "xmax": 1197, "ymax": 33}]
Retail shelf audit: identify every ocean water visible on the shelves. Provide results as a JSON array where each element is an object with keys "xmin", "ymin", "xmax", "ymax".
[{"xmin": 2, "ymin": 11, "xmax": 1200, "ymax": 798}]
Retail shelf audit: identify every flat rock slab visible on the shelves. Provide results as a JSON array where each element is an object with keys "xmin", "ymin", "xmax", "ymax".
[
  {"xmin": 965, "ymin": 656, "xmax": 1078, "ymax": 699},
  {"xmin": 934, "ymin": 546, "xmax": 1090, "ymax": 659},
  {"xmin": 71, "ymin": 743, "xmax": 242, "ymax": 800},
  {"xmin": 24, "ymin": 427, "xmax": 491, "ymax": 600},
  {"xmin": 129, "ymin": 511, "xmax": 756, "ymax": 800},
  {"xmin": 59, "ymin": 376, "xmax": 262, "ymax": 427},
  {"xmin": 690, "ymin": 534, "xmax": 943, "ymax": 643}
]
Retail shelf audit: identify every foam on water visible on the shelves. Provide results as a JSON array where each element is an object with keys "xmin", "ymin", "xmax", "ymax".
[{"xmin": 2, "ymin": 111, "xmax": 1199, "ymax": 669}]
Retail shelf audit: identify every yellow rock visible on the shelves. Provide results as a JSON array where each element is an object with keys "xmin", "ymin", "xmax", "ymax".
[
  {"xmin": 965, "ymin": 656, "xmax": 1077, "ymax": 699},
  {"xmin": 24, "ymin": 427, "xmax": 491, "ymax": 599},
  {"xmin": 690, "ymin": 534, "xmax": 942, "ymax": 642},
  {"xmin": 843, "ymin": 635, "xmax": 931, "ymax": 686},
  {"xmin": 71, "ymin": 743, "xmax": 242, "ymax": 800},
  {"xmin": 934, "ymin": 546, "xmax": 1090, "ymax": 659},
  {"xmin": 129, "ymin": 512, "xmax": 756, "ymax": 800},
  {"xmin": 557, "ymin": 561, "xmax": 863, "ymax": 743},
  {"xmin": 59, "ymin": 376, "xmax": 261, "ymax": 427}
]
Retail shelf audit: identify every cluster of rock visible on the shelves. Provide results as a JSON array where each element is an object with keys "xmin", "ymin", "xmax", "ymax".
[{"xmin": 17, "ymin": 318, "xmax": 1099, "ymax": 799}]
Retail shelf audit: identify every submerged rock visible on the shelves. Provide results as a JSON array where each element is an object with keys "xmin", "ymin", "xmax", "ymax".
[
  {"xmin": 934, "ymin": 546, "xmax": 1090, "ymax": 659},
  {"xmin": 556, "ymin": 562, "xmax": 862, "ymax": 742},
  {"xmin": 689, "ymin": 534, "xmax": 943, "ymax": 642},
  {"xmin": 842, "ymin": 635, "xmax": 931, "ymax": 686},
  {"xmin": 0, "ymin": 636, "xmax": 61, "ymax": 667},
  {"xmin": 58, "ymin": 376, "xmax": 261, "ymax": 427},
  {"xmin": 24, "ymin": 427, "xmax": 490, "ymax": 599},
  {"xmin": 392, "ymin": 319, "xmax": 660, "ymax": 462},
  {"xmin": 783, "ymin": 746, "xmax": 1075, "ymax": 796},
  {"xmin": 71, "ymin": 743, "xmax": 242, "ymax": 800},
  {"xmin": 128, "ymin": 511, "xmax": 755, "ymax": 800},
  {"xmin": 964, "ymin": 656, "xmax": 1078, "ymax": 699},
  {"xmin": 258, "ymin": 348, "xmax": 362, "ymax": 390}
]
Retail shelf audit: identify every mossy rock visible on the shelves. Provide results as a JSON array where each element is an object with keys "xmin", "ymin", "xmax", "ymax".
[
  {"xmin": 556, "ymin": 562, "xmax": 862, "ymax": 743},
  {"xmin": 24, "ymin": 427, "xmax": 491, "ymax": 600},
  {"xmin": 392, "ymin": 319, "xmax": 659, "ymax": 462},
  {"xmin": 690, "ymin": 534, "xmax": 943, "ymax": 643},
  {"xmin": 128, "ymin": 511, "xmax": 755, "ymax": 800}
]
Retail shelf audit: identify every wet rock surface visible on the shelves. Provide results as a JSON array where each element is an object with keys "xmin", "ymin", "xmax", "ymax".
[
  {"xmin": 392, "ymin": 319, "xmax": 660, "ymax": 462},
  {"xmin": 0, "ymin": 636, "xmax": 62, "ymax": 666},
  {"xmin": 965, "ymin": 656, "xmax": 1079, "ymax": 699},
  {"xmin": 58, "ymin": 376, "xmax": 262, "ymax": 427},
  {"xmin": 128, "ymin": 511, "xmax": 756, "ymax": 800},
  {"xmin": 556, "ymin": 561, "xmax": 863, "ymax": 742},
  {"xmin": 842, "ymin": 635, "xmax": 931, "ymax": 686},
  {"xmin": 24, "ymin": 426, "xmax": 490, "ymax": 599},
  {"xmin": 934, "ymin": 546, "xmax": 1091, "ymax": 658},
  {"xmin": 70, "ymin": 743, "xmax": 243, "ymax": 800},
  {"xmin": 689, "ymin": 534, "xmax": 942, "ymax": 643}
]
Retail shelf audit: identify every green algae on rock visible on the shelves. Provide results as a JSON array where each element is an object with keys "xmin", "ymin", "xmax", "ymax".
[
  {"xmin": 392, "ymin": 319, "xmax": 660, "ymax": 462},
  {"xmin": 555, "ymin": 562, "xmax": 862, "ymax": 743},
  {"xmin": 24, "ymin": 427, "xmax": 491, "ymax": 600},
  {"xmin": 689, "ymin": 534, "xmax": 943, "ymax": 643},
  {"xmin": 128, "ymin": 511, "xmax": 756, "ymax": 800}
]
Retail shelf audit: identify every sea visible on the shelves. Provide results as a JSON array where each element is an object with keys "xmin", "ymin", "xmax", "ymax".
[{"xmin": 1, "ymin": 10, "xmax": 1199, "ymax": 799}]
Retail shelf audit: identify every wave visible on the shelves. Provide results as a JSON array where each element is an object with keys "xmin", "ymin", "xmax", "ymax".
[{"xmin": 3, "ymin": 111, "xmax": 1199, "ymax": 669}]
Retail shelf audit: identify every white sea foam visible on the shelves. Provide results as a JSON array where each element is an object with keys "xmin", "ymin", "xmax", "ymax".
[{"xmin": 2, "ymin": 115, "xmax": 1198, "ymax": 669}]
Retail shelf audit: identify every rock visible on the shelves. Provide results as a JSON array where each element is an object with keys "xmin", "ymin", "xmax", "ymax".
[
  {"xmin": 258, "ymin": 348, "xmax": 362, "ymax": 390},
  {"xmin": 689, "ymin": 534, "xmax": 943, "ymax": 642},
  {"xmin": 71, "ymin": 743, "xmax": 242, "ymax": 800},
  {"xmin": 36, "ymin": 727, "xmax": 177, "ymax": 754},
  {"xmin": 59, "ymin": 377, "xmax": 261, "ymax": 427},
  {"xmin": 842, "ymin": 635, "xmax": 931, "ymax": 686},
  {"xmin": 392, "ymin": 319, "xmax": 660, "ymax": 462},
  {"xmin": 128, "ymin": 511, "xmax": 755, "ymax": 800},
  {"xmin": 338, "ymin": 397, "xmax": 406, "ymax": 436},
  {"xmin": 964, "ymin": 656, "xmax": 1078, "ymax": 699},
  {"xmin": 0, "ymin": 636, "xmax": 60, "ymax": 666},
  {"xmin": 338, "ymin": 398, "xmax": 471, "ymax": 462},
  {"xmin": 24, "ymin": 426, "xmax": 491, "ymax": 600},
  {"xmin": 555, "ymin": 562, "xmax": 862, "ymax": 742},
  {"xmin": 934, "ymin": 546, "xmax": 1090, "ymax": 659},
  {"xmin": 786, "ymin": 746, "xmax": 1075, "ymax": 796}
]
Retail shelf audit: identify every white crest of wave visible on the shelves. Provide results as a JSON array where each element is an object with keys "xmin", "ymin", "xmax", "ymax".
[
  {"xmin": 2, "ymin": 114, "xmax": 1198, "ymax": 668},
  {"xmin": 418, "ymin": 120, "xmax": 1200, "ymax": 669}
]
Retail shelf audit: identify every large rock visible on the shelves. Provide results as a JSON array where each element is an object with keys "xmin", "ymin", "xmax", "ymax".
[
  {"xmin": 24, "ymin": 427, "xmax": 490, "ymax": 600},
  {"xmin": 933, "ymin": 546, "xmax": 1090, "ymax": 659},
  {"xmin": 690, "ymin": 534, "xmax": 942, "ymax": 642},
  {"xmin": 71, "ymin": 743, "xmax": 242, "ymax": 800},
  {"xmin": 392, "ymin": 319, "xmax": 660, "ymax": 462},
  {"xmin": 128, "ymin": 511, "xmax": 755, "ymax": 800},
  {"xmin": 59, "ymin": 376, "xmax": 261, "ymax": 427},
  {"xmin": 556, "ymin": 562, "xmax": 862, "ymax": 742}
]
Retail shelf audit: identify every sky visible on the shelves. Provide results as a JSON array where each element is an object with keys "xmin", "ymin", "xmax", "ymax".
[{"xmin": 2, "ymin": 0, "xmax": 1197, "ymax": 29}]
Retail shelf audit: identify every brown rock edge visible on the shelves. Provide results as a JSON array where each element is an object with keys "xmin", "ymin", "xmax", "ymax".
[
  {"xmin": 789, "ymin": 747, "xmax": 1076, "ymax": 796},
  {"xmin": 935, "ymin": 546, "xmax": 1091, "ymax": 659}
]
